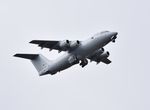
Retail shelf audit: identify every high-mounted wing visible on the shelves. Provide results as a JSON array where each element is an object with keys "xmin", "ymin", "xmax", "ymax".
[
  {"xmin": 90, "ymin": 58, "xmax": 111, "ymax": 64},
  {"xmin": 30, "ymin": 40, "xmax": 81, "ymax": 52},
  {"xmin": 30, "ymin": 40, "xmax": 66, "ymax": 51},
  {"xmin": 30, "ymin": 40, "xmax": 59, "ymax": 49},
  {"xmin": 101, "ymin": 58, "xmax": 111, "ymax": 64}
]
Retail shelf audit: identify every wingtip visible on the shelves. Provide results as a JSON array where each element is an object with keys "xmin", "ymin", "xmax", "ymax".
[
  {"xmin": 13, "ymin": 54, "xmax": 21, "ymax": 58},
  {"xmin": 29, "ymin": 40, "xmax": 34, "ymax": 43},
  {"xmin": 13, "ymin": 54, "xmax": 18, "ymax": 57},
  {"xmin": 29, "ymin": 40, "xmax": 39, "ymax": 44}
]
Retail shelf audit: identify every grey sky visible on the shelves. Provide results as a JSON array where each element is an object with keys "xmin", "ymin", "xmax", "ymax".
[{"xmin": 0, "ymin": 0, "xmax": 150, "ymax": 110}]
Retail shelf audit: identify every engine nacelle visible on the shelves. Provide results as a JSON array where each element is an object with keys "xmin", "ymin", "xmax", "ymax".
[
  {"xmin": 70, "ymin": 40, "xmax": 80, "ymax": 50},
  {"xmin": 59, "ymin": 40, "xmax": 70, "ymax": 50},
  {"xmin": 89, "ymin": 48, "xmax": 104, "ymax": 59},
  {"xmin": 92, "ymin": 51, "xmax": 110, "ymax": 63},
  {"xmin": 99, "ymin": 51, "xmax": 110, "ymax": 59},
  {"xmin": 95, "ymin": 48, "xmax": 104, "ymax": 56}
]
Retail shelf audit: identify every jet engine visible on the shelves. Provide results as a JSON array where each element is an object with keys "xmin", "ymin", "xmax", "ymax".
[
  {"xmin": 92, "ymin": 51, "xmax": 110, "ymax": 64},
  {"xmin": 94, "ymin": 48, "xmax": 104, "ymax": 56},
  {"xmin": 59, "ymin": 40, "xmax": 70, "ymax": 50},
  {"xmin": 88, "ymin": 48, "xmax": 104, "ymax": 60},
  {"xmin": 98, "ymin": 51, "xmax": 110, "ymax": 59},
  {"xmin": 70, "ymin": 40, "xmax": 80, "ymax": 50}
]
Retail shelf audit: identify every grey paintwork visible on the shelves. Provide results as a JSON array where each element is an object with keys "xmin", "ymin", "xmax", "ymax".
[{"xmin": 14, "ymin": 31, "xmax": 118, "ymax": 76}]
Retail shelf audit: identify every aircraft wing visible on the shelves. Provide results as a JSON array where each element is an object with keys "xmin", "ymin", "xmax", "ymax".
[
  {"xmin": 101, "ymin": 58, "xmax": 111, "ymax": 64},
  {"xmin": 30, "ymin": 40, "xmax": 81, "ymax": 52},
  {"xmin": 30, "ymin": 40, "xmax": 62, "ymax": 51},
  {"xmin": 89, "ymin": 57, "xmax": 111, "ymax": 64}
]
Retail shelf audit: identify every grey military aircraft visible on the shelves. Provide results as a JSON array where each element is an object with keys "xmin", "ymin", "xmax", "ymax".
[{"xmin": 14, "ymin": 31, "xmax": 118, "ymax": 76}]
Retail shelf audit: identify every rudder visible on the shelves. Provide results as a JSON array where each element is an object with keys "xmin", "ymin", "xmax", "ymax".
[{"xmin": 14, "ymin": 54, "xmax": 51, "ymax": 76}]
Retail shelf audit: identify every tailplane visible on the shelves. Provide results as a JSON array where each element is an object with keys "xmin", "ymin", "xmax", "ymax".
[{"xmin": 14, "ymin": 54, "xmax": 51, "ymax": 76}]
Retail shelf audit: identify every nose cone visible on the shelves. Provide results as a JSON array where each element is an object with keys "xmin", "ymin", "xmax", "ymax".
[
  {"xmin": 112, "ymin": 32, "xmax": 118, "ymax": 36},
  {"xmin": 110, "ymin": 32, "xmax": 118, "ymax": 42}
]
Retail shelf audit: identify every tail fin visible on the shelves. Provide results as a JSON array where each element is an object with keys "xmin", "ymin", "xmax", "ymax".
[{"xmin": 14, "ymin": 54, "xmax": 51, "ymax": 76}]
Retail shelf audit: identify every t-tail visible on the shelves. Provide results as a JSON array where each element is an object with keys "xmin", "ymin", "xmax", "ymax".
[{"xmin": 14, "ymin": 54, "xmax": 52, "ymax": 76}]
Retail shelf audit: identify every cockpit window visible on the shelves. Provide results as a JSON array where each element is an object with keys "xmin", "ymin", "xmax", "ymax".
[
  {"xmin": 100, "ymin": 31, "xmax": 109, "ymax": 34},
  {"xmin": 93, "ymin": 31, "xmax": 109, "ymax": 37}
]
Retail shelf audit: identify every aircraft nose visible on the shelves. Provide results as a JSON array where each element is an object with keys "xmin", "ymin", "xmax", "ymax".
[
  {"xmin": 111, "ymin": 32, "xmax": 118, "ymax": 42},
  {"xmin": 112, "ymin": 32, "xmax": 118, "ymax": 36}
]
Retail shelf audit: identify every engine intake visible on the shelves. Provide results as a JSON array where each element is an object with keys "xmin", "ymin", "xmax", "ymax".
[
  {"xmin": 99, "ymin": 51, "xmax": 110, "ymax": 59},
  {"xmin": 70, "ymin": 40, "xmax": 80, "ymax": 50},
  {"xmin": 89, "ymin": 48, "xmax": 104, "ymax": 59},
  {"xmin": 59, "ymin": 40, "xmax": 70, "ymax": 50}
]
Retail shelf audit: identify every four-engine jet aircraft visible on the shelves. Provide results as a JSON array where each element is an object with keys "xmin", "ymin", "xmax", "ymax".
[{"xmin": 14, "ymin": 31, "xmax": 118, "ymax": 75}]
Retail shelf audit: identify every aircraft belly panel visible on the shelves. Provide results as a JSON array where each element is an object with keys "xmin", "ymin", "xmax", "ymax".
[{"xmin": 49, "ymin": 54, "xmax": 73, "ymax": 73}]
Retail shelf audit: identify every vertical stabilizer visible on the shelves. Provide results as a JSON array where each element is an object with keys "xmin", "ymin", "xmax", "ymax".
[{"xmin": 14, "ymin": 54, "xmax": 51, "ymax": 76}]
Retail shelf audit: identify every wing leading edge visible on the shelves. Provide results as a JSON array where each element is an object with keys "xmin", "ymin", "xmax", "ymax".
[
  {"xmin": 30, "ymin": 40, "xmax": 60, "ymax": 50},
  {"xmin": 30, "ymin": 40, "xmax": 81, "ymax": 52},
  {"xmin": 100, "ymin": 58, "xmax": 111, "ymax": 64},
  {"xmin": 89, "ymin": 57, "xmax": 111, "ymax": 64}
]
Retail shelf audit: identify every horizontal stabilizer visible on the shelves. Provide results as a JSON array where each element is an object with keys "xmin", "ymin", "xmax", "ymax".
[
  {"xmin": 14, "ymin": 53, "xmax": 52, "ymax": 76},
  {"xmin": 14, "ymin": 54, "xmax": 39, "ymax": 60}
]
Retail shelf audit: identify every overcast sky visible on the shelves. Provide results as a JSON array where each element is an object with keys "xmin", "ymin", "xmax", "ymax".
[{"xmin": 0, "ymin": 0, "xmax": 150, "ymax": 110}]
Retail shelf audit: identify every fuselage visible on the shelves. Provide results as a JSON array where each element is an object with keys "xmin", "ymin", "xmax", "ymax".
[{"xmin": 48, "ymin": 31, "xmax": 118, "ymax": 74}]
